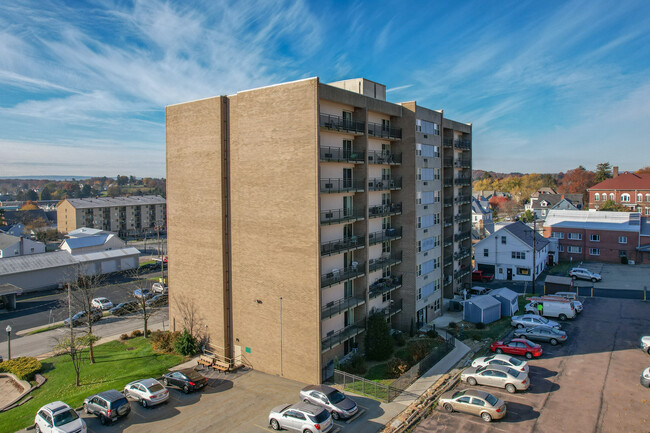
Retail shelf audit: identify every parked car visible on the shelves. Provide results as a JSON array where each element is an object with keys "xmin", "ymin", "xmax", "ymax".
[
  {"xmin": 471, "ymin": 354, "xmax": 529, "ymax": 374},
  {"xmin": 83, "ymin": 390, "xmax": 131, "ymax": 424},
  {"xmin": 299, "ymin": 384, "xmax": 358, "ymax": 420},
  {"xmin": 641, "ymin": 367, "xmax": 650, "ymax": 388},
  {"xmin": 123, "ymin": 378, "xmax": 169, "ymax": 407},
  {"xmin": 541, "ymin": 294, "xmax": 583, "ymax": 313},
  {"xmin": 468, "ymin": 286, "xmax": 491, "ymax": 296},
  {"xmin": 641, "ymin": 336, "xmax": 650, "ymax": 355},
  {"xmin": 151, "ymin": 282, "xmax": 168, "ymax": 294},
  {"xmin": 146, "ymin": 294, "xmax": 168, "ymax": 308},
  {"xmin": 63, "ymin": 309, "xmax": 103, "ymax": 327},
  {"xmin": 269, "ymin": 402, "xmax": 334, "ymax": 432},
  {"xmin": 91, "ymin": 297, "xmax": 114, "ymax": 310},
  {"xmin": 511, "ymin": 314, "xmax": 561, "ymax": 330},
  {"xmin": 569, "ymin": 267, "xmax": 601, "ymax": 282},
  {"xmin": 133, "ymin": 288, "xmax": 153, "ymax": 299},
  {"xmin": 162, "ymin": 368, "xmax": 208, "ymax": 394},
  {"xmin": 490, "ymin": 338, "xmax": 543, "ymax": 359},
  {"xmin": 472, "ymin": 270, "xmax": 494, "ymax": 282},
  {"xmin": 438, "ymin": 389, "xmax": 506, "ymax": 422},
  {"xmin": 524, "ymin": 299, "xmax": 576, "ymax": 321},
  {"xmin": 34, "ymin": 401, "xmax": 86, "ymax": 433},
  {"xmin": 110, "ymin": 301, "xmax": 140, "ymax": 316},
  {"xmin": 514, "ymin": 326, "xmax": 567, "ymax": 345},
  {"xmin": 461, "ymin": 364, "xmax": 530, "ymax": 393}
]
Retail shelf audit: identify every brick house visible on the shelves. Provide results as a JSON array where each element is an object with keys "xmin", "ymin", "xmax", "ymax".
[
  {"xmin": 544, "ymin": 210, "xmax": 650, "ymax": 264},
  {"xmin": 587, "ymin": 167, "xmax": 650, "ymax": 215}
]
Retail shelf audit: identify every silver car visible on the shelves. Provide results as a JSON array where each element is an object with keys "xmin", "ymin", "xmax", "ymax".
[
  {"xmin": 461, "ymin": 364, "xmax": 530, "ymax": 393},
  {"xmin": 511, "ymin": 314, "xmax": 560, "ymax": 330},
  {"xmin": 471, "ymin": 354, "xmax": 529, "ymax": 374},
  {"xmin": 123, "ymin": 378, "xmax": 169, "ymax": 407},
  {"xmin": 569, "ymin": 267, "xmax": 601, "ymax": 282},
  {"xmin": 269, "ymin": 402, "xmax": 333, "ymax": 433},
  {"xmin": 299, "ymin": 384, "xmax": 358, "ymax": 420},
  {"xmin": 514, "ymin": 326, "xmax": 568, "ymax": 345}
]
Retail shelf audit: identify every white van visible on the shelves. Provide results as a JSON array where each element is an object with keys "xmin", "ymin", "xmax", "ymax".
[
  {"xmin": 547, "ymin": 292, "xmax": 583, "ymax": 313},
  {"xmin": 524, "ymin": 298, "xmax": 576, "ymax": 321}
]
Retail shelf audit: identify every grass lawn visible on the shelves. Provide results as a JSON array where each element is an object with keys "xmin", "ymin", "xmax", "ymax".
[
  {"xmin": 0, "ymin": 337, "xmax": 185, "ymax": 433},
  {"xmin": 548, "ymin": 261, "xmax": 573, "ymax": 276}
]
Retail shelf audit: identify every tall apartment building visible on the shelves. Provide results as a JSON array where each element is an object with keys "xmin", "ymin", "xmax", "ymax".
[
  {"xmin": 57, "ymin": 196, "xmax": 166, "ymax": 237},
  {"xmin": 166, "ymin": 78, "xmax": 471, "ymax": 384}
]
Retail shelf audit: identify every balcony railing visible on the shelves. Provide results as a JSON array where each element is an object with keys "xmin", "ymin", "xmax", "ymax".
[
  {"xmin": 321, "ymin": 262, "xmax": 365, "ymax": 288},
  {"xmin": 321, "ymin": 235, "xmax": 365, "ymax": 257},
  {"xmin": 322, "ymin": 320, "xmax": 365, "ymax": 352},
  {"xmin": 321, "ymin": 296, "xmax": 365, "ymax": 320},
  {"xmin": 443, "ymin": 198, "xmax": 453, "ymax": 207},
  {"xmin": 455, "ymin": 178, "xmax": 472, "ymax": 186},
  {"xmin": 320, "ymin": 208, "xmax": 365, "ymax": 225},
  {"xmin": 454, "ymin": 268, "xmax": 471, "ymax": 279},
  {"xmin": 367, "ymin": 122, "xmax": 402, "ymax": 140},
  {"xmin": 320, "ymin": 178, "xmax": 365, "ymax": 193},
  {"xmin": 444, "ymin": 254, "xmax": 453, "ymax": 265},
  {"xmin": 320, "ymin": 113, "xmax": 365, "ymax": 134},
  {"xmin": 443, "ymin": 176, "xmax": 453, "ymax": 187},
  {"xmin": 369, "ymin": 227, "xmax": 402, "ymax": 245},
  {"xmin": 369, "ymin": 251, "xmax": 403, "ymax": 272},
  {"xmin": 443, "ymin": 217, "xmax": 453, "ymax": 227},
  {"xmin": 454, "ymin": 139, "xmax": 471, "ymax": 150},
  {"xmin": 454, "ymin": 159, "xmax": 471, "ymax": 168},
  {"xmin": 368, "ymin": 150, "xmax": 402, "ymax": 165},
  {"xmin": 443, "ymin": 138, "xmax": 453, "ymax": 148},
  {"xmin": 443, "ymin": 157, "xmax": 453, "ymax": 167},
  {"xmin": 369, "ymin": 202, "xmax": 402, "ymax": 218},
  {"xmin": 444, "ymin": 236, "xmax": 453, "ymax": 247},
  {"xmin": 319, "ymin": 146, "xmax": 365, "ymax": 163},
  {"xmin": 368, "ymin": 177, "xmax": 402, "ymax": 191},
  {"xmin": 454, "ymin": 248, "xmax": 471, "ymax": 260},
  {"xmin": 454, "ymin": 213, "xmax": 471, "ymax": 223},
  {"xmin": 454, "ymin": 231, "xmax": 471, "ymax": 242},
  {"xmin": 386, "ymin": 298, "xmax": 403, "ymax": 317},
  {"xmin": 369, "ymin": 274, "xmax": 403, "ymax": 299}
]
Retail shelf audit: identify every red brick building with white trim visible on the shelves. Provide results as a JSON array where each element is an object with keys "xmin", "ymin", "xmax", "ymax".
[{"xmin": 587, "ymin": 167, "xmax": 650, "ymax": 216}]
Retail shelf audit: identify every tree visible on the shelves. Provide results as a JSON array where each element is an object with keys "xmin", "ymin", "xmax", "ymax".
[
  {"xmin": 365, "ymin": 313, "xmax": 394, "ymax": 361},
  {"xmin": 80, "ymin": 184, "xmax": 92, "ymax": 198},
  {"xmin": 25, "ymin": 189, "xmax": 38, "ymax": 201},
  {"xmin": 40, "ymin": 186, "xmax": 52, "ymax": 200},
  {"xmin": 557, "ymin": 167, "xmax": 596, "ymax": 203},
  {"xmin": 173, "ymin": 296, "xmax": 205, "ymax": 341},
  {"xmin": 107, "ymin": 186, "xmax": 122, "ymax": 197},
  {"xmin": 599, "ymin": 200, "xmax": 629, "ymax": 212},
  {"xmin": 594, "ymin": 162, "xmax": 612, "ymax": 183},
  {"xmin": 521, "ymin": 209, "xmax": 535, "ymax": 223},
  {"xmin": 117, "ymin": 175, "xmax": 129, "ymax": 186},
  {"xmin": 20, "ymin": 200, "xmax": 39, "ymax": 211},
  {"xmin": 66, "ymin": 268, "xmax": 104, "ymax": 364},
  {"xmin": 636, "ymin": 166, "xmax": 650, "ymax": 176},
  {"xmin": 125, "ymin": 267, "xmax": 160, "ymax": 338}
]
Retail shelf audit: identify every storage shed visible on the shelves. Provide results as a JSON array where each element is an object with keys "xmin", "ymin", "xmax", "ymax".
[
  {"xmin": 463, "ymin": 294, "xmax": 502, "ymax": 324},
  {"xmin": 489, "ymin": 287, "xmax": 519, "ymax": 316},
  {"xmin": 544, "ymin": 275, "xmax": 573, "ymax": 295}
]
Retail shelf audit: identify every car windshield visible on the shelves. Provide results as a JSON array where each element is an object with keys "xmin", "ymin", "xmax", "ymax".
[
  {"xmin": 539, "ymin": 317, "xmax": 549, "ymax": 324},
  {"xmin": 507, "ymin": 368, "xmax": 520, "ymax": 377},
  {"xmin": 146, "ymin": 383, "xmax": 164, "ymax": 393},
  {"xmin": 185, "ymin": 371, "xmax": 204, "ymax": 381},
  {"xmin": 484, "ymin": 394, "xmax": 498, "ymax": 406},
  {"xmin": 327, "ymin": 390, "xmax": 346, "ymax": 404},
  {"xmin": 309, "ymin": 409, "xmax": 330, "ymax": 423},
  {"xmin": 451, "ymin": 390, "xmax": 466, "ymax": 399},
  {"xmin": 53, "ymin": 409, "xmax": 79, "ymax": 426},
  {"xmin": 508, "ymin": 357, "xmax": 523, "ymax": 366}
]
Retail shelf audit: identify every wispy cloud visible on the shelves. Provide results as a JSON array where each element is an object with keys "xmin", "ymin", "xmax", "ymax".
[{"xmin": 386, "ymin": 84, "xmax": 413, "ymax": 93}]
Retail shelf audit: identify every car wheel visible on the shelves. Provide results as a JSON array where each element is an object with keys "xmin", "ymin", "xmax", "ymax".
[
  {"xmin": 505, "ymin": 383, "xmax": 516, "ymax": 394},
  {"xmin": 591, "ymin": 278, "xmax": 597, "ymax": 282},
  {"xmin": 647, "ymin": 348, "xmax": 650, "ymax": 355},
  {"xmin": 303, "ymin": 399, "xmax": 310, "ymax": 403},
  {"xmin": 550, "ymin": 338, "xmax": 558, "ymax": 346},
  {"xmin": 481, "ymin": 412, "xmax": 493, "ymax": 422},
  {"xmin": 83, "ymin": 403, "xmax": 89, "ymax": 414},
  {"xmin": 270, "ymin": 419, "xmax": 280, "ymax": 430},
  {"xmin": 496, "ymin": 348, "xmax": 503, "ymax": 354},
  {"xmin": 163, "ymin": 378, "xmax": 169, "ymax": 386},
  {"xmin": 571, "ymin": 275, "xmax": 577, "ymax": 280},
  {"xmin": 141, "ymin": 398, "xmax": 148, "ymax": 408},
  {"xmin": 525, "ymin": 352, "xmax": 533, "ymax": 359},
  {"xmin": 517, "ymin": 324, "xmax": 524, "ymax": 329},
  {"xmin": 559, "ymin": 314, "xmax": 567, "ymax": 321},
  {"xmin": 443, "ymin": 403, "xmax": 454, "ymax": 413},
  {"xmin": 467, "ymin": 377, "xmax": 477, "ymax": 386},
  {"xmin": 331, "ymin": 411, "xmax": 340, "ymax": 420},
  {"xmin": 100, "ymin": 415, "xmax": 108, "ymax": 425},
  {"xmin": 183, "ymin": 385, "xmax": 190, "ymax": 394},
  {"xmin": 35, "ymin": 424, "xmax": 42, "ymax": 433},
  {"xmin": 303, "ymin": 429, "xmax": 312, "ymax": 433}
]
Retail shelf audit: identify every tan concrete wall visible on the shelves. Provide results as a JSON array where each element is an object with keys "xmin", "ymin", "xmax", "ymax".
[
  {"xmin": 229, "ymin": 78, "xmax": 321, "ymax": 384},
  {"xmin": 56, "ymin": 200, "xmax": 78, "ymax": 234},
  {"xmin": 166, "ymin": 96, "xmax": 229, "ymax": 351}
]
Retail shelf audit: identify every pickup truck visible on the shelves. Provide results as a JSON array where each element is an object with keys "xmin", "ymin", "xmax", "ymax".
[{"xmin": 472, "ymin": 270, "xmax": 494, "ymax": 282}]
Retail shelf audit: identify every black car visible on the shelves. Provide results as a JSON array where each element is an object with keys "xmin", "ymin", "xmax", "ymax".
[
  {"xmin": 109, "ymin": 301, "xmax": 140, "ymax": 316},
  {"xmin": 162, "ymin": 368, "xmax": 208, "ymax": 394},
  {"xmin": 146, "ymin": 294, "xmax": 168, "ymax": 308},
  {"xmin": 64, "ymin": 309, "xmax": 103, "ymax": 327},
  {"xmin": 83, "ymin": 389, "xmax": 131, "ymax": 424}
]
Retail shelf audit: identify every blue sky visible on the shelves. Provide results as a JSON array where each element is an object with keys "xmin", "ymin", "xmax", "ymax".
[{"xmin": 1, "ymin": 0, "xmax": 649, "ymax": 178}]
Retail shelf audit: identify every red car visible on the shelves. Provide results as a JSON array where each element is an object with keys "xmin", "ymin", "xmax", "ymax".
[
  {"xmin": 490, "ymin": 338, "xmax": 543, "ymax": 359},
  {"xmin": 472, "ymin": 270, "xmax": 494, "ymax": 282}
]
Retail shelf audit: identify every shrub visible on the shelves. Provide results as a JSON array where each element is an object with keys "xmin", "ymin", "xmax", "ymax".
[
  {"xmin": 387, "ymin": 358, "xmax": 409, "ymax": 378},
  {"xmin": 120, "ymin": 334, "xmax": 130, "ymax": 341},
  {"xmin": 392, "ymin": 332, "xmax": 406, "ymax": 347},
  {"xmin": 407, "ymin": 340, "xmax": 430, "ymax": 364},
  {"xmin": 475, "ymin": 322, "xmax": 485, "ymax": 330},
  {"xmin": 151, "ymin": 330, "xmax": 181, "ymax": 354},
  {"xmin": 426, "ymin": 329, "xmax": 439, "ymax": 339},
  {"xmin": 130, "ymin": 329, "xmax": 143, "ymax": 338},
  {"xmin": 365, "ymin": 314, "xmax": 394, "ymax": 361},
  {"xmin": 339, "ymin": 354, "xmax": 367, "ymax": 375},
  {"xmin": 0, "ymin": 356, "xmax": 42, "ymax": 381},
  {"xmin": 448, "ymin": 321, "xmax": 457, "ymax": 329},
  {"xmin": 174, "ymin": 330, "xmax": 198, "ymax": 356}
]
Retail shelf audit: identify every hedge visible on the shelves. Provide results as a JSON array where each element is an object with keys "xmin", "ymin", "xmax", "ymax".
[{"xmin": 0, "ymin": 357, "xmax": 42, "ymax": 381}]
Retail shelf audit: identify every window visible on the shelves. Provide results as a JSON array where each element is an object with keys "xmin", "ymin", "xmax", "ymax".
[
  {"xmin": 434, "ymin": 168, "xmax": 441, "ymax": 180},
  {"xmin": 619, "ymin": 250, "xmax": 627, "ymax": 258},
  {"xmin": 590, "ymin": 234, "xmax": 600, "ymax": 242},
  {"xmin": 646, "ymin": 194, "xmax": 650, "ymax": 202},
  {"xmin": 433, "ymin": 145, "xmax": 440, "ymax": 157},
  {"xmin": 551, "ymin": 232, "xmax": 565, "ymax": 239},
  {"xmin": 434, "ymin": 191, "xmax": 440, "ymax": 203},
  {"xmin": 433, "ymin": 257, "xmax": 440, "ymax": 269},
  {"xmin": 416, "ymin": 143, "xmax": 422, "ymax": 156},
  {"xmin": 646, "ymin": 207, "xmax": 650, "ymax": 216},
  {"xmin": 618, "ymin": 236, "xmax": 627, "ymax": 244},
  {"xmin": 638, "ymin": 194, "xmax": 643, "ymax": 202},
  {"xmin": 567, "ymin": 246, "xmax": 582, "ymax": 253},
  {"xmin": 434, "ymin": 236, "xmax": 440, "ymax": 247},
  {"xmin": 420, "ymin": 144, "xmax": 436, "ymax": 157},
  {"xmin": 417, "ymin": 264, "xmax": 422, "ymax": 276},
  {"xmin": 417, "ymin": 169, "xmax": 421, "ymax": 180},
  {"xmin": 511, "ymin": 251, "xmax": 526, "ymax": 260},
  {"xmin": 416, "ymin": 119, "xmax": 438, "ymax": 134},
  {"xmin": 417, "ymin": 241, "xmax": 422, "ymax": 253},
  {"xmin": 382, "ymin": 292, "xmax": 391, "ymax": 303},
  {"xmin": 434, "ymin": 297, "xmax": 441, "ymax": 311},
  {"xmin": 516, "ymin": 267, "xmax": 530, "ymax": 275},
  {"xmin": 559, "ymin": 245, "xmax": 564, "ymax": 252},
  {"xmin": 621, "ymin": 193, "xmax": 630, "ymax": 202},
  {"xmin": 568, "ymin": 233, "xmax": 582, "ymax": 240},
  {"xmin": 501, "ymin": 236, "xmax": 507, "ymax": 244},
  {"xmin": 483, "ymin": 248, "xmax": 489, "ymax": 257},
  {"xmin": 594, "ymin": 193, "xmax": 600, "ymax": 201},
  {"xmin": 589, "ymin": 248, "xmax": 600, "ymax": 255},
  {"xmin": 417, "ymin": 217, "xmax": 421, "ymax": 228},
  {"xmin": 610, "ymin": 193, "xmax": 615, "ymax": 200},
  {"xmin": 434, "ymin": 213, "xmax": 440, "ymax": 224},
  {"xmin": 417, "ymin": 287, "xmax": 422, "ymax": 300},
  {"xmin": 382, "ymin": 241, "xmax": 391, "ymax": 253},
  {"xmin": 421, "ymin": 168, "xmax": 434, "ymax": 181}
]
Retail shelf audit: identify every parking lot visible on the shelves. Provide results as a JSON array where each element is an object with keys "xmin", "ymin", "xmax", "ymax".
[
  {"xmin": 415, "ymin": 297, "xmax": 650, "ymax": 433},
  {"xmin": 572, "ymin": 262, "xmax": 650, "ymax": 291}
]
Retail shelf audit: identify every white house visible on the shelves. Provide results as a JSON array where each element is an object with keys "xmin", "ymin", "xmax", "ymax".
[
  {"xmin": 60, "ymin": 232, "xmax": 127, "ymax": 256},
  {"xmin": 474, "ymin": 221, "xmax": 550, "ymax": 282},
  {"xmin": 472, "ymin": 196, "xmax": 494, "ymax": 236},
  {"xmin": 0, "ymin": 233, "xmax": 46, "ymax": 258}
]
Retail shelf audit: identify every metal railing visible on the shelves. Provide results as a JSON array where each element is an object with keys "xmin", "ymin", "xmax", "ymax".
[
  {"xmin": 369, "ymin": 251, "xmax": 403, "ymax": 272},
  {"xmin": 454, "ymin": 213, "xmax": 470, "ymax": 222},
  {"xmin": 454, "ymin": 139, "xmax": 471, "ymax": 150},
  {"xmin": 454, "ymin": 268, "xmax": 471, "ymax": 279},
  {"xmin": 454, "ymin": 231, "xmax": 471, "ymax": 242},
  {"xmin": 320, "ymin": 208, "xmax": 365, "ymax": 225},
  {"xmin": 321, "ymin": 296, "xmax": 365, "ymax": 320},
  {"xmin": 369, "ymin": 202, "xmax": 402, "ymax": 218},
  {"xmin": 443, "ymin": 157, "xmax": 453, "ymax": 167},
  {"xmin": 368, "ymin": 177, "xmax": 402, "ymax": 191},
  {"xmin": 319, "ymin": 146, "xmax": 365, "ymax": 163},
  {"xmin": 443, "ymin": 217, "xmax": 453, "ymax": 227},
  {"xmin": 320, "ymin": 178, "xmax": 365, "ymax": 193},
  {"xmin": 454, "ymin": 158, "xmax": 471, "ymax": 168},
  {"xmin": 455, "ymin": 178, "xmax": 472, "ymax": 186},
  {"xmin": 369, "ymin": 275, "xmax": 403, "ymax": 298},
  {"xmin": 319, "ymin": 113, "xmax": 365, "ymax": 134},
  {"xmin": 368, "ymin": 150, "xmax": 402, "ymax": 165},
  {"xmin": 443, "ymin": 198, "xmax": 453, "ymax": 207},
  {"xmin": 369, "ymin": 227, "xmax": 402, "ymax": 245},
  {"xmin": 443, "ymin": 138, "xmax": 453, "ymax": 148},
  {"xmin": 321, "ymin": 262, "xmax": 365, "ymax": 288},
  {"xmin": 322, "ymin": 321, "xmax": 365, "ymax": 352},
  {"xmin": 454, "ymin": 248, "xmax": 471, "ymax": 260},
  {"xmin": 321, "ymin": 235, "xmax": 365, "ymax": 257},
  {"xmin": 443, "ymin": 176, "xmax": 453, "ymax": 187},
  {"xmin": 367, "ymin": 122, "xmax": 402, "ymax": 139}
]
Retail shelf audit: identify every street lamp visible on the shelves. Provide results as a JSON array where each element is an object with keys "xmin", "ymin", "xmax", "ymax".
[{"xmin": 5, "ymin": 325, "xmax": 12, "ymax": 360}]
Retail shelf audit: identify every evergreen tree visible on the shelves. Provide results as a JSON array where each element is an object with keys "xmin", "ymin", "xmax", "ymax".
[
  {"xmin": 594, "ymin": 162, "xmax": 612, "ymax": 183},
  {"xmin": 365, "ymin": 313, "xmax": 394, "ymax": 361}
]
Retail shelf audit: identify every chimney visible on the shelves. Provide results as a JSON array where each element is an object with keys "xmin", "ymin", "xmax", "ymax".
[
  {"xmin": 561, "ymin": 194, "xmax": 565, "ymax": 200},
  {"xmin": 20, "ymin": 236, "xmax": 24, "ymax": 256},
  {"xmin": 613, "ymin": 166, "xmax": 619, "ymax": 177}
]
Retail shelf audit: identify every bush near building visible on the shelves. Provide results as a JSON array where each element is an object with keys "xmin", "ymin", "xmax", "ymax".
[
  {"xmin": 365, "ymin": 314, "xmax": 394, "ymax": 361},
  {"xmin": 0, "ymin": 357, "xmax": 42, "ymax": 381}
]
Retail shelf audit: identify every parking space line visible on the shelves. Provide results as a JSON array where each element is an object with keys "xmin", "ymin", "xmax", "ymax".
[
  {"xmin": 345, "ymin": 408, "xmax": 366, "ymax": 423},
  {"xmin": 252, "ymin": 424, "xmax": 272, "ymax": 432}
]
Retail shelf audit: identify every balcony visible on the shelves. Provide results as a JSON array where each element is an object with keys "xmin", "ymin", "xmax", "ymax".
[
  {"xmin": 444, "ymin": 236, "xmax": 453, "ymax": 247},
  {"xmin": 320, "ymin": 178, "xmax": 365, "ymax": 194},
  {"xmin": 320, "ymin": 146, "xmax": 365, "ymax": 163},
  {"xmin": 321, "ymin": 235, "xmax": 365, "ymax": 257},
  {"xmin": 454, "ymin": 158, "xmax": 471, "ymax": 168},
  {"xmin": 444, "ymin": 254, "xmax": 453, "ymax": 266},
  {"xmin": 454, "ymin": 213, "xmax": 471, "ymax": 223},
  {"xmin": 320, "ymin": 208, "xmax": 365, "ymax": 225},
  {"xmin": 443, "ymin": 138, "xmax": 453, "ymax": 148},
  {"xmin": 367, "ymin": 122, "xmax": 402, "ymax": 140},
  {"xmin": 454, "ymin": 231, "xmax": 471, "ymax": 242},
  {"xmin": 368, "ymin": 150, "xmax": 402, "ymax": 165},
  {"xmin": 385, "ymin": 298, "xmax": 403, "ymax": 317},
  {"xmin": 368, "ymin": 177, "xmax": 402, "ymax": 191},
  {"xmin": 369, "ymin": 274, "xmax": 403, "ymax": 299},
  {"xmin": 369, "ymin": 202, "xmax": 402, "ymax": 218},
  {"xmin": 443, "ymin": 198, "xmax": 453, "ymax": 208},
  {"xmin": 369, "ymin": 251, "xmax": 402, "ymax": 272},
  {"xmin": 454, "ymin": 248, "xmax": 471, "ymax": 260},
  {"xmin": 321, "ymin": 296, "xmax": 365, "ymax": 320},
  {"xmin": 443, "ymin": 176, "xmax": 453, "ymax": 187},
  {"xmin": 454, "ymin": 268, "xmax": 471, "ymax": 279},
  {"xmin": 455, "ymin": 178, "xmax": 472, "ymax": 187},
  {"xmin": 320, "ymin": 113, "xmax": 365, "ymax": 135},
  {"xmin": 443, "ymin": 217, "xmax": 453, "ymax": 227},
  {"xmin": 369, "ymin": 227, "xmax": 402, "ymax": 245},
  {"xmin": 454, "ymin": 139, "xmax": 471, "ymax": 150},
  {"xmin": 443, "ymin": 157, "xmax": 453, "ymax": 167},
  {"xmin": 322, "ymin": 321, "xmax": 365, "ymax": 353},
  {"xmin": 321, "ymin": 262, "xmax": 365, "ymax": 289}
]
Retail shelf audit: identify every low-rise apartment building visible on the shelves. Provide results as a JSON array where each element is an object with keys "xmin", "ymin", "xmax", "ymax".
[{"xmin": 587, "ymin": 167, "xmax": 650, "ymax": 215}]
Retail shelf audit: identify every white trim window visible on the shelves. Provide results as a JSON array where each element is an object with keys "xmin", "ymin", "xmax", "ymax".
[
  {"xmin": 637, "ymin": 193, "xmax": 643, "ymax": 202},
  {"xmin": 589, "ymin": 248, "xmax": 600, "ymax": 256},
  {"xmin": 590, "ymin": 234, "xmax": 600, "ymax": 242},
  {"xmin": 511, "ymin": 251, "xmax": 526, "ymax": 260},
  {"xmin": 551, "ymin": 232, "xmax": 565, "ymax": 239},
  {"xmin": 483, "ymin": 248, "xmax": 489, "ymax": 257},
  {"xmin": 567, "ymin": 233, "xmax": 582, "ymax": 240},
  {"xmin": 594, "ymin": 193, "xmax": 600, "ymax": 201},
  {"xmin": 609, "ymin": 193, "xmax": 615, "ymax": 200},
  {"xmin": 567, "ymin": 246, "xmax": 582, "ymax": 254},
  {"xmin": 646, "ymin": 207, "xmax": 650, "ymax": 216},
  {"xmin": 559, "ymin": 245, "xmax": 564, "ymax": 252},
  {"xmin": 646, "ymin": 194, "xmax": 650, "ymax": 202},
  {"xmin": 618, "ymin": 236, "xmax": 627, "ymax": 244},
  {"xmin": 621, "ymin": 193, "xmax": 631, "ymax": 202}
]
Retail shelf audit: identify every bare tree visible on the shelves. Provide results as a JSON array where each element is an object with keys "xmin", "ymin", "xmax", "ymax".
[
  {"xmin": 124, "ymin": 265, "xmax": 161, "ymax": 338},
  {"xmin": 172, "ymin": 296, "xmax": 205, "ymax": 341},
  {"xmin": 65, "ymin": 265, "xmax": 104, "ymax": 364}
]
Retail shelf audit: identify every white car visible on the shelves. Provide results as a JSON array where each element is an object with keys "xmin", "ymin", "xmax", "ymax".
[
  {"xmin": 151, "ymin": 282, "xmax": 168, "ymax": 294},
  {"xmin": 123, "ymin": 378, "xmax": 169, "ymax": 407},
  {"xmin": 568, "ymin": 267, "xmax": 601, "ymax": 282},
  {"xmin": 471, "ymin": 354, "xmax": 529, "ymax": 374},
  {"xmin": 91, "ymin": 297, "xmax": 114, "ymax": 310},
  {"xmin": 642, "ymin": 336, "xmax": 650, "ymax": 355},
  {"xmin": 35, "ymin": 401, "xmax": 87, "ymax": 433}
]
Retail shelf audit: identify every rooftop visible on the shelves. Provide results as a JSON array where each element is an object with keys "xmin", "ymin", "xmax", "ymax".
[
  {"xmin": 544, "ymin": 210, "xmax": 641, "ymax": 232},
  {"xmin": 588, "ymin": 172, "xmax": 650, "ymax": 190},
  {"xmin": 504, "ymin": 221, "xmax": 550, "ymax": 251},
  {"xmin": 60, "ymin": 195, "xmax": 166, "ymax": 209}
]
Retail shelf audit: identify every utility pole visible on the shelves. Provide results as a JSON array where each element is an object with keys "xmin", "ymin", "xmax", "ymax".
[{"xmin": 532, "ymin": 219, "xmax": 537, "ymax": 294}]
